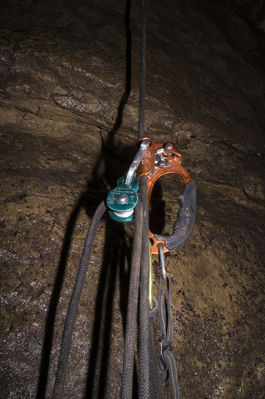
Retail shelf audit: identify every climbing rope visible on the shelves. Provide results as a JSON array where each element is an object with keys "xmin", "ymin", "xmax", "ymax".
[
  {"xmin": 52, "ymin": 201, "xmax": 106, "ymax": 399},
  {"xmin": 121, "ymin": 200, "xmax": 143, "ymax": 399},
  {"xmin": 52, "ymin": 0, "xmax": 196, "ymax": 397},
  {"xmin": 138, "ymin": 0, "xmax": 147, "ymax": 139},
  {"xmin": 138, "ymin": 175, "xmax": 153, "ymax": 399}
]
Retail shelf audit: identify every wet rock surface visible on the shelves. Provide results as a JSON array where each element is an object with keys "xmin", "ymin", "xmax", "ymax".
[{"xmin": 0, "ymin": 0, "xmax": 265, "ymax": 398}]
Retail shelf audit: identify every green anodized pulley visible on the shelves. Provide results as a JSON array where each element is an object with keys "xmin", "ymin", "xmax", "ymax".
[{"xmin": 106, "ymin": 176, "xmax": 139, "ymax": 222}]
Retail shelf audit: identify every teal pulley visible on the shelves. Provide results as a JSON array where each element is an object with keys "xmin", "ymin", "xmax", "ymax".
[
  {"xmin": 106, "ymin": 139, "xmax": 150, "ymax": 222},
  {"xmin": 106, "ymin": 176, "xmax": 139, "ymax": 222}
]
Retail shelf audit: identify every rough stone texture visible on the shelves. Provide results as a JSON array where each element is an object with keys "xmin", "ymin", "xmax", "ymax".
[{"xmin": 0, "ymin": 1, "xmax": 265, "ymax": 398}]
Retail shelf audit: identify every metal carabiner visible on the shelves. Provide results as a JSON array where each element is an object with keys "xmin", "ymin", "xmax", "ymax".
[
  {"xmin": 137, "ymin": 137, "xmax": 196, "ymax": 254},
  {"xmin": 125, "ymin": 138, "xmax": 151, "ymax": 185},
  {"xmin": 158, "ymin": 243, "xmax": 167, "ymax": 280}
]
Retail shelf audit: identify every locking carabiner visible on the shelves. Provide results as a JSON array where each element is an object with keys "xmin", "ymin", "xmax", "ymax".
[{"xmin": 137, "ymin": 137, "xmax": 196, "ymax": 254}]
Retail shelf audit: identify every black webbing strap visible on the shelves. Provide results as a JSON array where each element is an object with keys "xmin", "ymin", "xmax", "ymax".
[{"xmin": 158, "ymin": 276, "xmax": 180, "ymax": 399}]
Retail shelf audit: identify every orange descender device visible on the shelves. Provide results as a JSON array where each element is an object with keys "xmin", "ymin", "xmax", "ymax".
[{"xmin": 137, "ymin": 137, "xmax": 196, "ymax": 255}]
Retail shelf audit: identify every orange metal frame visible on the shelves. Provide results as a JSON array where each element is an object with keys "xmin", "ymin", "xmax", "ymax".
[{"xmin": 137, "ymin": 137, "xmax": 192, "ymax": 254}]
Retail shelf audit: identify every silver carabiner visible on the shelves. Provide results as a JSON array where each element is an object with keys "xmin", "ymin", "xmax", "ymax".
[
  {"xmin": 125, "ymin": 139, "xmax": 151, "ymax": 185},
  {"xmin": 158, "ymin": 243, "xmax": 167, "ymax": 280}
]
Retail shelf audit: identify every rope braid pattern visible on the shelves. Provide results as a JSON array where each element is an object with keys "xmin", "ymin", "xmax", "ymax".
[
  {"xmin": 121, "ymin": 201, "xmax": 143, "ymax": 398},
  {"xmin": 52, "ymin": 201, "xmax": 106, "ymax": 399}
]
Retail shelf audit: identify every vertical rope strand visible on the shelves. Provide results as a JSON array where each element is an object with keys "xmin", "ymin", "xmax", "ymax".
[
  {"xmin": 139, "ymin": 175, "xmax": 151, "ymax": 398},
  {"xmin": 138, "ymin": 0, "xmax": 147, "ymax": 138},
  {"xmin": 121, "ymin": 201, "xmax": 143, "ymax": 399}
]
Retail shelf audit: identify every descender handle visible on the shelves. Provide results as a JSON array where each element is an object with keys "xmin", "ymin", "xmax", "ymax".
[{"xmin": 137, "ymin": 137, "xmax": 196, "ymax": 254}]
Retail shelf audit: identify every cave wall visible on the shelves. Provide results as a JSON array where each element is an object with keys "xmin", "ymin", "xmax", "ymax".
[{"xmin": 0, "ymin": 1, "xmax": 265, "ymax": 398}]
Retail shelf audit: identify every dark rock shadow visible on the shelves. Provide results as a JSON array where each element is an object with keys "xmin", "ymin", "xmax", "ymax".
[
  {"xmin": 149, "ymin": 180, "xmax": 165, "ymax": 236},
  {"xmin": 36, "ymin": 0, "xmax": 135, "ymax": 398}
]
